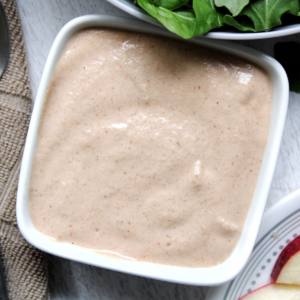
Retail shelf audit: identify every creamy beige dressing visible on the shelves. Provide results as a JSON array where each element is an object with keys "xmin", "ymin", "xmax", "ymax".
[{"xmin": 29, "ymin": 29, "xmax": 272, "ymax": 267}]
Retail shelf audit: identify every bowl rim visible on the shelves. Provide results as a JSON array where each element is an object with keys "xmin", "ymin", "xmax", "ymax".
[
  {"xmin": 17, "ymin": 15, "xmax": 289, "ymax": 286},
  {"xmin": 106, "ymin": 0, "xmax": 300, "ymax": 40},
  {"xmin": 206, "ymin": 188, "xmax": 300, "ymax": 299}
]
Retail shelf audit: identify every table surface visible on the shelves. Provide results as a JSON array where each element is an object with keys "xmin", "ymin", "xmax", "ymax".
[{"xmin": 15, "ymin": 0, "xmax": 300, "ymax": 299}]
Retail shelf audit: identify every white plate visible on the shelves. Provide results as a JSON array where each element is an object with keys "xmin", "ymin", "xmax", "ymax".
[
  {"xmin": 106, "ymin": 0, "xmax": 300, "ymax": 40},
  {"xmin": 206, "ymin": 189, "xmax": 300, "ymax": 299},
  {"xmin": 17, "ymin": 15, "xmax": 289, "ymax": 286}
]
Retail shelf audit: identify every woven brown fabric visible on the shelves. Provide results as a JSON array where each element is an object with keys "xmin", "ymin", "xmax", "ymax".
[{"xmin": 0, "ymin": 0, "xmax": 49, "ymax": 299}]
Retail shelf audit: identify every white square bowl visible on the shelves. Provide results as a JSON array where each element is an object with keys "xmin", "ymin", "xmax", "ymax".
[{"xmin": 17, "ymin": 15, "xmax": 289, "ymax": 286}]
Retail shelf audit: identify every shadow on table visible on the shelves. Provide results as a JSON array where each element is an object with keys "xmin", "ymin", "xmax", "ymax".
[{"xmin": 48, "ymin": 254, "xmax": 208, "ymax": 300}]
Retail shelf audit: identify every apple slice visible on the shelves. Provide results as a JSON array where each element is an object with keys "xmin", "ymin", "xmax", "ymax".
[
  {"xmin": 271, "ymin": 235, "xmax": 300, "ymax": 285},
  {"xmin": 239, "ymin": 283, "xmax": 300, "ymax": 299}
]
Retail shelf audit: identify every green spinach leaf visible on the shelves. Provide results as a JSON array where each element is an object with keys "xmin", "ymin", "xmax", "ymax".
[
  {"xmin": 214, "ymin": 0, "xmax": 249, "ymax": 16},
  {"xmin": 150, "ymin": 0, "xmax": 190, "ymax": 11},
  {"xmin": 137, "ymin": 0, "xmax": 223, "ymax": 38},
  {"xmin": 223, "ymin": 0, "xmax": 299, "ymax": 32}
]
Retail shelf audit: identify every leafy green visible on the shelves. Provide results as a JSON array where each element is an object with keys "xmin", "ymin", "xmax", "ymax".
[
  {"xmin": 214, "ymin": 0, "xmax": 249, "ymax": 16},
  {"xmin": 135, "ymin": 0, "xmax": 300, "ymax": 38},
  {"xmin": 150, "ymin": 0, "xmax": 190, "ymax": 10},
  {"xmin": 175, "ymin": 9, "xmax": 195, "ymax": 18},
  {"xmin": 137, "ymin": 0, "xmax": 223, "ymax": 39},
  {"xmin": 223, "ymin": 0, "xmax": 300, "ymax": 32}
]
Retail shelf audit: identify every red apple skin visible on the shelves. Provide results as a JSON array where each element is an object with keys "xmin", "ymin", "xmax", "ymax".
[
  {"xmin": 271, "ymin": 235, "xmax": 300, "ymax": 282},
  {"xmin": 238, "ymin": 284, "xmax": 272, "ymax": 299}
]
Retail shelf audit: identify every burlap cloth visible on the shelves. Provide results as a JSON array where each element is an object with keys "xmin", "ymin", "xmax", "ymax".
[{"xmin": 0, "ymin": 0, "xmax": 49, "ymax": 299}]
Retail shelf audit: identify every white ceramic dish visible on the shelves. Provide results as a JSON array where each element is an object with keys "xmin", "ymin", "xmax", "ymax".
[
  {"xmin": 17, "ymin": 15, "xmax": 289, "ymax": 286},
  {"xmin": 107, "ymin": 0, "xmax": 300, "ymax": 40},
  {"xmin": 206, "ymin": 188, "xmax": 300, "ymax": 300}
]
